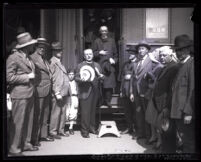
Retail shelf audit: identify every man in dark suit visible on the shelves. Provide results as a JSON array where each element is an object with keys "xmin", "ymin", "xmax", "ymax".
[
  {"xmin": 30, "ymin": 38, "xmax": 54, "ymax": 147},
  {"xmin": 49, "ymin": 41, "xmax": 71, "ymax": 139},
  {"xmin": 75, "ymin": 49, "xmax": 104, "ymax": 138},
  {"xmin": 147, "ymin": 46, "xmax": 179, "ymax": 152},
  {"xmin": 130, "ymin": 40, "xmax": 162, "ymax": 142},
  {"xmin": 120, "ymin": 50, "xmax": 137, "ymax": 136},
  {"xmin": 92, "ymin": 26, "xmax": 118, "ymax": 107},
  {"xmin": 7, "ymin": 32, "xmax": 39, "ymax": 156},
  {"xmin": 170, "ymin": 35, "xmax": 195, "ymax": 153}
]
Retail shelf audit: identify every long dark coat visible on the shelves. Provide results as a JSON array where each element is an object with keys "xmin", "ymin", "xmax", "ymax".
[{"xmin": 92, "ymin": 37, "xmax": 118, "ymax": 88}]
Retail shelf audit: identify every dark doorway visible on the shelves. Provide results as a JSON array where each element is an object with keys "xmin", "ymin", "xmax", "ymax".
[
  {"xmin": 83, "ymin": 8, "xmax": 121, "ymax": 93},
  {"xmin": 4, "ymin": 8, "xmax": 40, "ymax": 58}
]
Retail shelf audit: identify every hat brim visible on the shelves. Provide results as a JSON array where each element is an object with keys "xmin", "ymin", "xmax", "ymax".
[
  {"xmin": 172, "ymin": 43, "xmax": 193, "ymax": 50},
  {"xmin": 16, "ymin": 39, "xmax": 37, "ymax": 49},
  {"xmin": 51, "ymin": 47, "xmax": 63, "ymax": 50},
  {"xmin": 37, "ymin": 42, "xmax": 50, "ymax": 46},
  {"xmin": 135, "ymin": 44, "xmax": 151, "ymax": 51}
]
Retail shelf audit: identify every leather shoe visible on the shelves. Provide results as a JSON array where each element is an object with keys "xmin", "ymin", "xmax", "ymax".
[
  {"xmin": 69, "ymin": 129, "xmax": 74, "ymax": 135},
  {"xmin": 50, "ymin": 134, "xmax": 61, "ymax": 139},
  {"xmin": 40, "ymin": 137, "xmax": 54, "ymax": 142},
  {"xmin": 8, "ymin": 152, "xmax": 24, "ymax": 157},
  {"xmin": 33, "ymin": 142, "xmax": 41, "ymax": 147},
  {"xmin": 81, "ymin": 133, "xmax": 90, "ymax": 138},
  {"xmin": 89, "ymin": 129, "xmax": 98, "ymax": 135},
  {"xmin": 23, "ymin": 146, "xmax": 39, "ymax": 152},
  {"xmin": 58, "ymin": 132, "xmax": 69, "ymax": 137},
  {"xmin": 120, "ymin": 128, "xmax": 130, "ymax": 134}
]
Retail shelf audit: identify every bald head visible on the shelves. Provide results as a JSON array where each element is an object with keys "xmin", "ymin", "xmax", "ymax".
[
  {"xmin": 84, "ymin": 49, "xmax": 94, "ymax": 62},
  {"xmin": 159, "ymin": 46, "xmax": 173, "ymax": 65}
]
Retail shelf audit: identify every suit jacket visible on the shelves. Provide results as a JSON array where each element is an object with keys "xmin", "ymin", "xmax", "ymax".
[
  {"xmin": 130, "ymin": 55, "xmax": 162, "ymax": 99},
  {"xmin": 30, "ymin": 52, "xmax": 51, "ymax": 97},
  {"xmin": 92, "ymin": 37, "xmax": 118, "ymax": 88},
  {"xmin": 75, "ymin": 61, "xmax": 102, "ymax": 100},
  {"xmin": 152, "ymin": 61, "xmax": 179, "ymax": 113},
  {"xmin": 6, "ymin": 50, "xmax": 35, "ymax": 99},
  {"xmin": 49, "ymin": 56, "xmax": 70, "ymax": 97},
  {"xmin": 120, "ymin": 60, "xmax": 134, "ymax": 97},
  {"xmin": 171, "ymin": 57, "xmax": 194, "ymax": 119}
]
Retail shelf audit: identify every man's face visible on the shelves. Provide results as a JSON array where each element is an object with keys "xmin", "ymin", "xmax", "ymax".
[
  {"xmin": 100, "ymin": 26, "xmax": 108, "ymax": 37},
  {"xmin": 138, "ymin": 46, "xmax": 148, "ymax": 58},
  {"xmin": 68, "ymin": 72, "xmax": 75, "ymax": 81},
  {"xmin": 159, "ymin": 52, "xmax": 172, "ymax": 65},
  {"xmin": 84, "ymin": 49, "xmax": 94, "ymax": 61},
  {"xmin": 37, "ymin": 44, "xmax": 47, "ymax": 56},
  {"xmin": 175, "ymin": 48, "xmax": 189, "ymax": 61},
  {"xmin": 27, "ymin": 44, "xmax": 36, "ymax": 54}
]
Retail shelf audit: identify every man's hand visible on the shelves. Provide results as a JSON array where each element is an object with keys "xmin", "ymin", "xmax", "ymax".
[
  {"xmin": 7, "ymin": 93, "xmax": 12, "ymax": 111},
  {"xmin": 109, "ymin": 58, "xmax": 115, "ymax": 64},
  {"xmin": 120, "ymin": 92, "xmax": 123, "ymax": 98},
  {"xmin": 28, "ymin": 72, "xmax": 35, "ymax": 79},
  {"xmin": 99, "ymin": 50, "xmax": 108, "ymax": 55},
  {"xmin": 125, "ymin": 74, "xmax": 131, "ymax": 80},
  {"xmin": 184, "ymin": 115, "xmax": 192, "ymax": 124},
  {"xmin": 130, "ymin": 94, "xmax": 134, "ymax": 102},
  {"xmin": 56, "ymin": 94, "xmax": 62, "ymax": 100}
]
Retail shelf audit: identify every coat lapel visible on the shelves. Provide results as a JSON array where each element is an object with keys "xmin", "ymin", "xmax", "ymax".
[
  {"xmin": 16, "ymin": 52, "xmax": 33, "ymax": 73},
  {"xmin": 52, "ymin": 56, "xmax": 67, "ymax": 74}
]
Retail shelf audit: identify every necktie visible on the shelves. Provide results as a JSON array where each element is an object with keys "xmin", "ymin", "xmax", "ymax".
[{"xmin": 137, "ymin": 60, "xmax": 142, "ymax": 74}]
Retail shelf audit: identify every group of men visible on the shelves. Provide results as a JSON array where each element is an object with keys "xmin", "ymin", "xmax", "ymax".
[
  {"xmin": 6, "ymin": 24, "xmax": 195, "ymax": 156},
  {"xmin": 120, "ymin": 35, "xmax": 195, "ymax": 153}
]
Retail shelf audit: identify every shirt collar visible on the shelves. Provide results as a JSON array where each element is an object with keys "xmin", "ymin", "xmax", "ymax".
[
  {"xmin": 180, "ymin": 55, "xmax": 190, "ymax": 64},
  {"xmin": 54, "ymin": 56, "xmax": 61, "ymax": 62}
]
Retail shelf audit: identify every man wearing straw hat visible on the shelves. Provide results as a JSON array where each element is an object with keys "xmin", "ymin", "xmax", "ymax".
[
  {"xmin": 7, "ymin": 32, "xmax": 38, "ymax": 156},
  {"xmin": 30, "ymin": 37, "xmax": 54, "ymax": 147},
  {"xmin": 49, "ymin": 41, "xmax": 71, "ymax": 139}
]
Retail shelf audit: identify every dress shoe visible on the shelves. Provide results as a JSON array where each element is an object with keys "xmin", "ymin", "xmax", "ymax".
[
  {"xmin": 58, "ymin": 132, "xmax": 69, "ymax": 137},
  {"xmin": 147, "ymin": 138, "xmax": 157, "ymax": 145},
  {"xmin": 8, "ymin": 152, "xmax": 24, "ymax": 157},
  {"xmin": 23, "ymin": 146, "xmax": 39, "ymax": 152},
  {"xmin": 120, "ymin": 128, "xmax": 130, "ymax": 134},
  {"xmin": 69, "ymin": 129, "xmax": 74, "ymax": 135},
  {"xmin": 106, "ymin": 102, "xmax": 112, "ymax": 108},
  {"xmin": 81, "ymin": 133, "xmax": 90, "ymax": 138},
  {"xmin": 49, "ymin": 134, "xmax": 61, "ymax": 139},
  {"xmin": 33, "ymin": 142, "xmax": 41, "ymax": 147},
  {"xmin": 89, "ymin": 129, "xmax": 98, "ymax": 135},
  {"xmin": 153, "ymin": 142, "xmax": 162, "ymax": 150},
  {"xmin": 40, "ymin": 137, "xmax": 54, "ymax": 142}
]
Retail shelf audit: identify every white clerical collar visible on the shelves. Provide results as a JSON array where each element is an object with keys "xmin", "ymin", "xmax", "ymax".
[
  {"xmin": 85, "ymin": 60, "xmax": 93, "ymax": 64},
  {"xmin": 180, "ymin": 55, "xmax": 190, "ymax": 64}
]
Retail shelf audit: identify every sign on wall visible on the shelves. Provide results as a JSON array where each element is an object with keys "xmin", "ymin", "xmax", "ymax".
[{"xmin": 145, "ymin": 8, "xmax": 170, "ymax": 43}]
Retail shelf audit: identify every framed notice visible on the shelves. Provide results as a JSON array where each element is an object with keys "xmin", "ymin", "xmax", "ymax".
[{"xmin": 145, "ymin": 8, "xmax": 170, "ymax": 43}]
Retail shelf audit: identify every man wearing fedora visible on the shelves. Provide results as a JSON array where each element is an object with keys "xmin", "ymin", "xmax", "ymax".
[
  {"xmin": 170, "ymin": 34, "xmax": 195, "ymax": 153},
  {"xmin": 130, "ymin": 40, "xmax": 162, "ymax": 142},
  {"xmin": 49, "ymin": 41, "xmax": 71, "ymax": 139},
  {"xmin": 30, "ymin": 37, "xmax": 54, "ymax": 147},
  {"xmin": 92, "ymin": 25, "xmax": 118, "ymax": 108},
  {"xmin": 7, "ymin": 32, "xmax": 39, "ymax": 156},
  {"xmin": 75, "ymin": 49, "xmax": 104, "ymax": 138}
]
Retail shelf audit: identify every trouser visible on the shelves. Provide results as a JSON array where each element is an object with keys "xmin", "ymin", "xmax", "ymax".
[
  {"xmin": 161, "ymin": 120, "xmax": 176, "ymax": 153},
  {"xmin": 123, "ymin": 97, "xmax": 136, "ymax": 130},
  {"xmin": 134, "ymin": 95, "xmax": 151, "ymax": 139},
  {"xmin": 9, "ymin": 97, "xmax": 34, "ymax": 153},
  {"xmin": 31, "ymin": 94, "xmax": 50, "ymax": 144},
  {"xmin": 49, "ymin": 96, "xmax": 67, "ymax": 135},
  {"xmin": 175, "ymin": 119, "xmax": 195, "ymax": 153},
  {"xmin": 102, "ymin": 88, "xmax": 113, "ymax": 104},
  {"xmin": 80, "ymin": 88, "xmax": 99, "ymax": 134}
]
